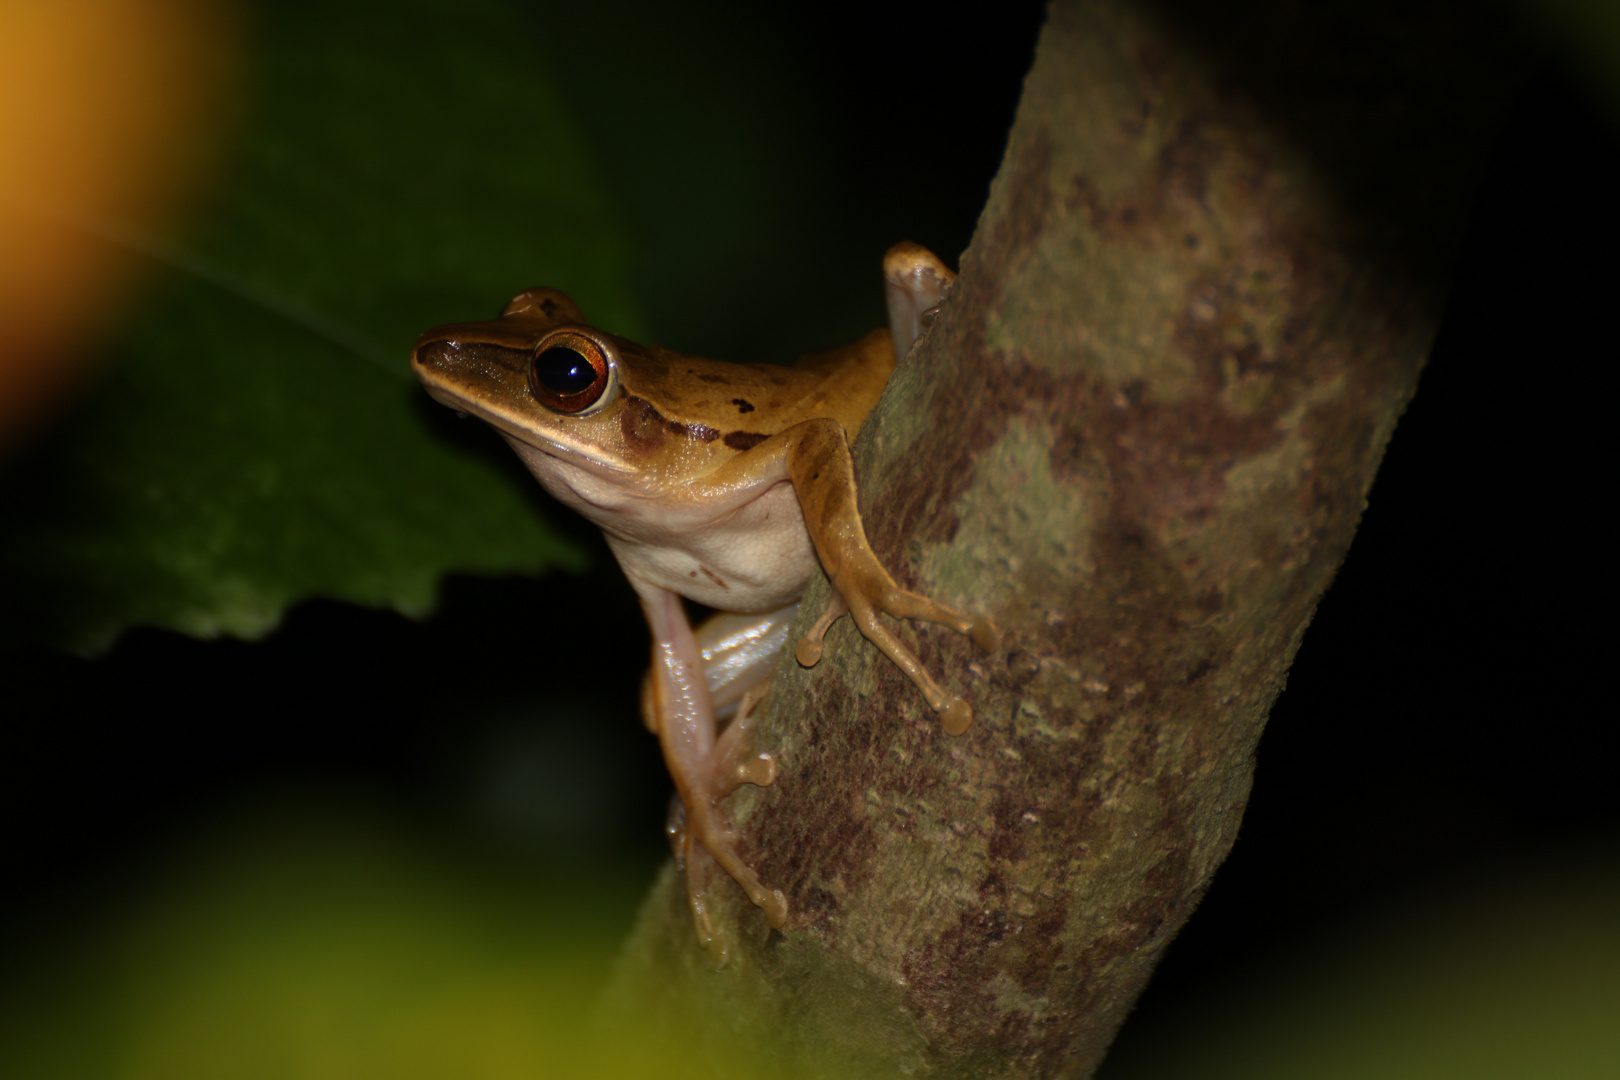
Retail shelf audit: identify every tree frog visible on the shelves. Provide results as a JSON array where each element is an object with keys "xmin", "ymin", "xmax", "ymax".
[{"xmin": 412, "ymin": 243, "xmax": 997, "ymax": 958}]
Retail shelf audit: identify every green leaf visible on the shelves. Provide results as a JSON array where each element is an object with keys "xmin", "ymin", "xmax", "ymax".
[{"xmin": 1, "ymin": 0, "xmax": 641, "ymax": 654}]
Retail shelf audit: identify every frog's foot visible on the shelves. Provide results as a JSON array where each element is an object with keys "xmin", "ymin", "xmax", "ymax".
[
  {"xmin": 667, "ymin": 786, "xmax": 787, "ymax": 944},
  {"xmin": 780, "ymin": 419, "xmax": 999, "ymax": 735},
  {"xmin": 800, "ymin": 583, "xmax": 996, "ymax": 735},
  {"xmin": 671, "ymin": 803, "xmax": 786, "ymax": 959},
  {"xmin": 643, "ymin": 588, "xmax": 789, "ymax": 955},
  {"xmin": 694, "ymin": 801, "xmax": 786, "ymax": 930}
]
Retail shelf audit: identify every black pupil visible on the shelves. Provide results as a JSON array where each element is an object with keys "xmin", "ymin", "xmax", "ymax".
[{"xmin": 534, "ymin": 346, "xmax": 597, "ymax": 396}]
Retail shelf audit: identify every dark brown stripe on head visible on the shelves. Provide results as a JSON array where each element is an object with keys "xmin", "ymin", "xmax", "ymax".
[
  {"xmin": 413, "ymin": 340, "xmax": 528, "ymax": 376},
  {"xmin": 620, "ymin": 395, "xmax": 668, "ymax": 453},
  {"xmin": 670, "ymin": 420, "xmax": 721, "ymax": 442}
]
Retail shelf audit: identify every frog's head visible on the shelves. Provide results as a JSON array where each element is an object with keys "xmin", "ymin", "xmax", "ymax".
[{"xmin": 412, "ymin": 287, "xmax": 657, "ymax": 477}]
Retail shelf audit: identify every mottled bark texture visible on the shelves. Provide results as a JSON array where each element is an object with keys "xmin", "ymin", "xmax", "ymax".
[{"xmin": 601, "ymin": 1, "xmax": 1520, "ymax": 1076}]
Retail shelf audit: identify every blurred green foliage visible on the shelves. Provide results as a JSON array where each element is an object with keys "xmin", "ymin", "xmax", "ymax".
[
  {"xmin": 0, "ymin": 801, "xmax": 657, "ymax": 1079},
  {"xmin": 3, "ymin": 801, "xmax": 1614, "ymax": 1079},
  {"xmin": 0, "ymin": 0, "xmax": 1000, "ymax": 655},
  {"xmin": 0, "ymin": 0, "xmax": 639, "ymax": 653},
  {"xmin": 1100, "ymin": 858, "xmax": 1620, "ymax": 1080}
]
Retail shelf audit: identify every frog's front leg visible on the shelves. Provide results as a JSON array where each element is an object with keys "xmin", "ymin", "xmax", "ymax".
[
  {"xmin": 883, "ymin": 240, "xmax": 955, "ymax": 361},
  {"xmin": 690, "ymin": 424, "xmax": 998, "ymax": 735},
  {"xmin": 781, "ymin": 420, "xmax": 999, "ymax": 734},
  {"xmin": 636, "ymin": 584, "xmax": 788, "ymax": 958}
]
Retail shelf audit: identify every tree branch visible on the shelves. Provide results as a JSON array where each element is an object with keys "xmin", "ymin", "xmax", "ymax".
[{"xmin": 601, "ymin": 1, "xmax": 1522, "ymax": 1075}]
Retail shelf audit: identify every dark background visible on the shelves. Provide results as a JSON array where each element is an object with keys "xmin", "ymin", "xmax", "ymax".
[{"xmin": 2, "ymin": 0, "xmax": 1614, "ymax": 1059}]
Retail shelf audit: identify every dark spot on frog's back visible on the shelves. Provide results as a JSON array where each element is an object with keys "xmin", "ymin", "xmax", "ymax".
[
  {"xmin": 724, "ymin": 431, "xmax": 770, "ymax": 451},
  {"xmin": 732, "ymin": 398, "xmax": 755, "ymax": 413}
]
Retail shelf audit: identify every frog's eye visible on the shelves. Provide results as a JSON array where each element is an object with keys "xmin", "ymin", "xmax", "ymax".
[{"xmin": 530, "ymin": 329, "xmax": 615, "ymax": 414}]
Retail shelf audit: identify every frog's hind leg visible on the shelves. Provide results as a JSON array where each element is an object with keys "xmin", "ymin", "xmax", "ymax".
[
  {"xmin": 783, "ymin": 419, "xmax": 998, "ymax": 736},
  {"xmin": 638, "ymin": 586, "xmax": 788, "ymax": 952},
  {"xmin": 664, "ymin": 796, "xmax": 727, "ymax": 966}
]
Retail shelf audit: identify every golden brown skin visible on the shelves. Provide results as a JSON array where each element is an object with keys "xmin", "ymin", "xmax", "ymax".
[{"xmin": 410, "ymin": 243, "xmax": 996, "ymax": 963}]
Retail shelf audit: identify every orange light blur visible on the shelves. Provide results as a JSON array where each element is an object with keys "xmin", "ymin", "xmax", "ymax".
[{"xmin": 0, "ymin": 0, "xmax": 240, "ymax": 450}]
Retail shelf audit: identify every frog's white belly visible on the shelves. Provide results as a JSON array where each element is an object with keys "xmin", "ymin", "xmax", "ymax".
[
  {"xmin": 508, "ymin": 439, "xmax": 819, "ymax": 612},
  {"xmin": 603, "ymin": 480, "xmax": 818, "ymax": 612}
]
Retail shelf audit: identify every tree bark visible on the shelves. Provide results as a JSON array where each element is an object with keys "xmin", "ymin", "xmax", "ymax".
[{"xmin": 601, "ymin": 1, "xmax": 1522, "ymax": 1076}]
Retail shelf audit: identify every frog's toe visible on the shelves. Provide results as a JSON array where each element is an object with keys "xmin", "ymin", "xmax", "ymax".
[
  {"xmin": 969, "ymin": 617, "xmax": 1000, "ymax": 652},
  {"xmin": 737, "ymin": 751, "xmax": 777, "ymax": 788},
  {"xmin": 763, "ymin": 888, "xmax": 788, "ymax": 928},
  {"xmin": 688, "ymin": 882, "xmax": 731, "ymax": 969},
  {"xmin": 683, "ymin": 833, "xmax": 725, "ymax": 963},
  {"xmin": 714, "ymin": 749, "xmax": 776, "ymax": 794},
  {"xmin": 794, "ymin": 591, "xmax": 849, "ymax": 669},
  {"xmin": 940, "ymin": 697, "xmax": 973, "ymax": 735},
  {"xmin": 687, "ymin": 806, "xmax": 790, "ymax": 932},
  {"xmin": 726, "ymin": 858, "xmax": 788, "ymax": 928},
  {"xmin": 712, "ymin": 685, "xmax": 778, "ymax": 794}
]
